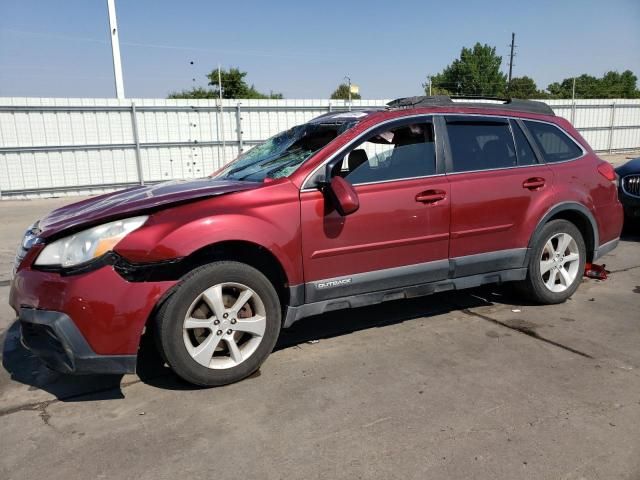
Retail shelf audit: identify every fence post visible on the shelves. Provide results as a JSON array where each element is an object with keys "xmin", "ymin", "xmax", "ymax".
[
  {"xmin": 130, "ymin": 101, "xmax": 144, "ymax": 185},
  {"xmin": 608, "ymin": 102, "xmax": 617, "ymax": 154},
  {"xmin": 236, "ymin": 103, "xmax": 243, "ymax": 155},
  {"xmin": 328, "ymin": 101, "xmax": 332, "ymax": 113}
]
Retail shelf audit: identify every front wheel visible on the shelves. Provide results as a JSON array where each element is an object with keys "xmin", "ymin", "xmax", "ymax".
[
  {"xmin": 521, "ymin": 219, "xmax": 586, "ymax": 304},
  {"xmin": 155, "ymin": 261, "xmax": 281, "ymax": 386}
]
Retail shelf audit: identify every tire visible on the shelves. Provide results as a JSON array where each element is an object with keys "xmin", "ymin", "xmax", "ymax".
[
  {"xmin": 154, "ymin": 261, "xmax": 281, "ymax": 386},
  {"xmin": 521, "ymin": 219, "xmax": 586, "ymax": 304}
]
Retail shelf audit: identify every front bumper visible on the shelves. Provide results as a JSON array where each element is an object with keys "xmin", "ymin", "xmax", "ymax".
[
  {"xmin": 19, "ymin": 308, "xmax": 136, "ymax": 374},
  {"xmin": 10, "ymin": 261, "xmax": 176, "ymax": 363}
]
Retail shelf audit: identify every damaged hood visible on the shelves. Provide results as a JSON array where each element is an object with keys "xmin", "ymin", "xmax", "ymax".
[{"xmin": 38, "ymin": 178, "xmax": 261, "ymax": 238}]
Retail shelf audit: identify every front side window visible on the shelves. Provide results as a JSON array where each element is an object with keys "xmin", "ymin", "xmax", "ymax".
[
  {"xmin": 335, "ymin": 121, "xmax": 436, "ymax": 184},
  {"xmin": 523, "ymin": 121, "xmax": 583, "ymax": 163},
  {"xmin": 213, "ymin": 121, "xmax": 355, "ymax": 182},
  {"xmin": 446, "ymin": 118, "xmax": 517, "ymax": 173}
]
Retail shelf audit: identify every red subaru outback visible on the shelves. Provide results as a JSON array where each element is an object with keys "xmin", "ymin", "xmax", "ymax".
[{"xmin": 10, "ymin": 96, "xmax": 623, "ymax": 386}]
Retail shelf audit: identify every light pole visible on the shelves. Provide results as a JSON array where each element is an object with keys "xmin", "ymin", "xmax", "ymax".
[
  {"xmin": 106, "ymin": 0, "xmax": 125, "ymax": 99},
  {"xmin": 344, "ymin": 75, "xmax": 351, "ymax": 111},
  {"xmin": 218, "ymin": 64, "xmax": 226, "ymax": 160}
]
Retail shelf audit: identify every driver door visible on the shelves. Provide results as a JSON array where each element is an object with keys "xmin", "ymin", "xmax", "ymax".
[{"xmin": 299, "ymin": 117, "xmax": 451, "ymax": 303}]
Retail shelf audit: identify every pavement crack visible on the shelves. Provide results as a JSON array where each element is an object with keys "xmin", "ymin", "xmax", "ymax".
[
  {"xmin": 462, "ymin": 308, "xmax": 594, "ymax": 359},
  {"xmin": 0, "ymin": 399, "xmax": 55, "ymax": 426},
  {"xmin": 38, "ymin": 401, "xmax": 52, "ymax": 426}
]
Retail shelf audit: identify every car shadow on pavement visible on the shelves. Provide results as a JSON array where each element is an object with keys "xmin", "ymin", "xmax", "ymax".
[
  {"xmin": 275, "ymin": 291, "xmax": 487, "ymax": 351},
  {"xmin": 0, "ymin": 275, "xmax": 601, "ymax": 400},
  {"xmin": 2, "ymin": 321, "xmax": 128, "ymax": 402}
]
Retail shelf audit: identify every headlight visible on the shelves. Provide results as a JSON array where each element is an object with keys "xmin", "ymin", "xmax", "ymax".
[{"xmin": 35, "ymin": 216, "xmax": 148, "ymax": 267}]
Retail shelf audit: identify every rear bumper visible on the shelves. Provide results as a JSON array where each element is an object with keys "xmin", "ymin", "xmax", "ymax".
[{"xmin": 19, "ymin": 308, "xmax": 136, "ymax": 374}]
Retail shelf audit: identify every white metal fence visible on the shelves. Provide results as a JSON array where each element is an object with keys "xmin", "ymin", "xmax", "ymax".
[{"xmin": 1, "ymin": 97, "xmax": 639, "ymax": 199}]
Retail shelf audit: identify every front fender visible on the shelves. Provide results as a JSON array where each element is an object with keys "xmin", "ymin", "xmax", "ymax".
[{"xmin": 115, "ymin": 180, "xmax": 304, "ymax": 285}]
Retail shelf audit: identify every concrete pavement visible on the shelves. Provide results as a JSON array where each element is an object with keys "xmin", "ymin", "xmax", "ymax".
[{"xmin": 1, "ymin": 188, "xmax": 639, "ymax": 480}]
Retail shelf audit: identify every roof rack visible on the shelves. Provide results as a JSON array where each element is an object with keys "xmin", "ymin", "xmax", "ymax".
[{"xmin": 386, "ymin": 95, "xmax": 555, "ymax": 116}]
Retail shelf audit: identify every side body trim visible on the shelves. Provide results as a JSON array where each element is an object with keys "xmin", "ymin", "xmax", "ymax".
[
  {"xmin": 296, "ymin": 248, "xmax": 528, "ymax": 320},
  {"xmin": 450, "ymin": 248, "xmax": 528, "ymax": 278},
  {"xmin": 284, "ymin": 268, "xmax": 527, "ymax": 327},
  {"xmin": 306, "ymin": 259, "xmax": 450, "ymax": 303},
  {"xmin": 594, "ymin": 237, "xmax": 619, "ymax": 260}
]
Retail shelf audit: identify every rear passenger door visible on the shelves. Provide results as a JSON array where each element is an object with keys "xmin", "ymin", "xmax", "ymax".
[{"xmin": 442, "ymin": 116, "xmax": 554, "ymax": 277}]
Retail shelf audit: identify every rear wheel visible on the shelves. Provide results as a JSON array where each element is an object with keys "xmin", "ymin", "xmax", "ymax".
[
  {"xmin": 155, "ymin": 261, "xmax": 281, "ymax": 386},
  {"xmin": 521, "ymin": 219, "xmax": 586, "ymax": 304}
]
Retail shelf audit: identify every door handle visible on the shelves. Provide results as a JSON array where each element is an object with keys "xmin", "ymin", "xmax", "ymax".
[
  {"xmin": 522, "ymin": 177, "xmax": 546, "ymax": 190},
  {"xmin": 415, "ymin": 189, "xmax": 447, "ymax": 204}
]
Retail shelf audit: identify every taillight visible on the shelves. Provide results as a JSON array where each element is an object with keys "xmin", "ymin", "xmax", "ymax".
[{"xmin": 597, "ymin": 162, "xmax": 617, "ymax": 183}]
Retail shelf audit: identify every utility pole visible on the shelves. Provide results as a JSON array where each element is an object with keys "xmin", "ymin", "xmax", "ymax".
[
  {"xmin": 427, "ymin": 75, "xmax": 432, "ymax": 96},
  {"xmin": 507, "ymin": 32, "xmax": 516, "ymax": 94},
  {"xmin": 106, "ymin": 0, "xmax": 125, "ymax": 99},
  {"xmin": 572, "ymin": 77, "xmax": 576, "ymax": 101}
]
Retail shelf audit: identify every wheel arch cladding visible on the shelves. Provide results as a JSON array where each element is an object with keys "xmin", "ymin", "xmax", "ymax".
[{"xmin": 528, "ymin": 203, "xmax": 598, "ymax": 262}]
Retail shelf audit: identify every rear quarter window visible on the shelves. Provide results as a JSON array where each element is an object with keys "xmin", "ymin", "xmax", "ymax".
[{"xmin": 523, "ymin": 121, "xmax": 583, "ymax": 163}]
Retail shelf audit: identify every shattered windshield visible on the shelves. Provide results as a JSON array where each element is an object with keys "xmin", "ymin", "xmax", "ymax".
[{"xmin": 212, "ymin": 121, "xmax": 356, "ymax": 182}]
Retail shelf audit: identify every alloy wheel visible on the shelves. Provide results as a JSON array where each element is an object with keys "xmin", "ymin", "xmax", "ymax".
[
  {"xmin": 539, "ymin": 232, "xmax": 581, "ymax": 293},
  {"xmin": 182, "ymin": 282, "xmax": 267, "ymax": 369}
]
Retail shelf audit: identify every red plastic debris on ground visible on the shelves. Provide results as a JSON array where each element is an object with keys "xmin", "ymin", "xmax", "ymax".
[{"xmin": 584, "ymin": 263, "xmax": 608, "ymax": 280}]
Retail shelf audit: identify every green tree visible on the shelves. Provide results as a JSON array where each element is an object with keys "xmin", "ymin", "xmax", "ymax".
[
  {"xmin": 507, "ymin": 76, "xmax": 544, "ymax": 99},
  {"xmin": 429, "ymin": 43, "xmax": 507, "ymax": 97},
  {"xmin": 167, "ymin": 67, "xmax": 282, "ymax": 99},
  {"xmin": 547, "ymin": 74, "xmax": 600, "ymax": 99},
  {"xmin": 168, "ymin": 87, "xmax": 218, "ymax": 99},
  {"xmin": 207, "ymin": 67, "xmax": 282, "ymax": 99},
  {"xmin": 600, "ymin": 70, "xmax": 639, "ymax": 98},
  {"xmin": 545, "ymin": 70, "xmax": 639, "ymax": 99},
  {"xmin": 330, "ymin": 83, "xmax": 361, "ymax": 100}
]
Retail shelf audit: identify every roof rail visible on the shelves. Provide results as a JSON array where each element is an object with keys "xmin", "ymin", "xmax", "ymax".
[{"xmin": 386, "ymin": 95, "xmax": 555, "ymax": 116}]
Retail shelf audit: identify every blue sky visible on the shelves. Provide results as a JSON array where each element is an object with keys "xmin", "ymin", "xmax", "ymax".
[{"xmin": 1, "ymin": 0, "xmax": 639, "ymax": 99}]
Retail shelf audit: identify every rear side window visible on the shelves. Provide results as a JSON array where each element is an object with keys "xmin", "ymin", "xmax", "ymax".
[
  {"xmin": 446, "ymin": 119, "xmax": 517, "ymax": 172},
  {"xmin": 523, "ymin": 121, "xmax": 583, "ymax": 163},
  {"xmin": 511, "ymin": 120, "xmax": 538, "ymax": 166}
]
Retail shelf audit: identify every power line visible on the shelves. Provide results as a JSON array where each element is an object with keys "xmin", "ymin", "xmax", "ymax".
[{"xmin": 0, "ymin": 27, "xmax": 348, "ymax": 60}]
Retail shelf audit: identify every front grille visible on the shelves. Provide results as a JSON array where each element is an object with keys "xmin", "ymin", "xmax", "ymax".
[{"xmin": 623, "ymin": 175, "xmax": 640, "ymax": 198}]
